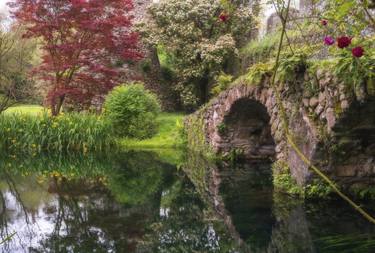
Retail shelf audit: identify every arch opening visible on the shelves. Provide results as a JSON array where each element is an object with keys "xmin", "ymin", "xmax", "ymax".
[{"xmin": 218, "ymin": 98, "xmax": 276, "ymax": 161}]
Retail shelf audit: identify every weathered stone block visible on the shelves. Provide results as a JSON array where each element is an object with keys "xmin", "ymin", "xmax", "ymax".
[{"xmin": 309, "ymin": 97, "xmax": 319, "ymax": 108}]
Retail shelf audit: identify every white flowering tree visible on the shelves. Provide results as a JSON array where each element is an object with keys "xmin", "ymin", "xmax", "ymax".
[{"xmin": 143, "ymin": 0, "xmax": 256, "ymax": 110}]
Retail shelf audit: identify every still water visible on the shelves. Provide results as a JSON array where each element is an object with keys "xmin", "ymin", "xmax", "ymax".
[{"xmin": 0, "ymin": 150, "xmax": 374, "ymax": 253}]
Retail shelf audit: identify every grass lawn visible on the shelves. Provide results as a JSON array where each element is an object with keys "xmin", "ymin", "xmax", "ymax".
[
  {"xmin": 121, "ymin": 113, "xmax": 185, "ymax": 149},
  {"xmin": 4, "ymin": 105, "xmax": 45, "ymax": 115}
]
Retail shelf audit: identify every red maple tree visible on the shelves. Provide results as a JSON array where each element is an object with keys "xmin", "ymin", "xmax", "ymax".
[{"xmin": 9, "ymin": 0, "xmax": 141, "ymax": 115}]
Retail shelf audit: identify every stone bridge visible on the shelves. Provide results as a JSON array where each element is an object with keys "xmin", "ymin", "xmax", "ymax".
[{"xmin": 185, "ymin": 70, "xmax": 375, "ymax": 192}]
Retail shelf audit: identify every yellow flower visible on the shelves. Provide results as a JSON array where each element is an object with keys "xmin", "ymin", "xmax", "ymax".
[{"xmin": 37, "ymin": 176, "xmax": 45, "ymax": 184}]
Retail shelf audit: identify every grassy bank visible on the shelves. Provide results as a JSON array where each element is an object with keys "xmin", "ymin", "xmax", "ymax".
[
  {"xmin": 121, "ymin": 113, "xmax": 185, "ymax": 149},
  {"xmin": 3, "ymin": 105, "xmax": 186, "ymax": 151}
]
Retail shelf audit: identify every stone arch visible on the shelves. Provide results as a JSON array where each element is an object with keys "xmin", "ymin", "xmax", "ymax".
[
  {"xmin": 202, "ymin": 83, "xmax": 314, "ymax": 186},
  {"xmin": 204, "ymin": 84, "xmax": 285, "ymax": 165},
  {"xmin": 217, "ymin": 98, "xmax": 275, "ymax": 161}
]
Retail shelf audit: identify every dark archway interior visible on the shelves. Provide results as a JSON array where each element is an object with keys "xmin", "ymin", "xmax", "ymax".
[{"xmin": 221, "ymin": 98, "xmax": 276, "ymax": 161}]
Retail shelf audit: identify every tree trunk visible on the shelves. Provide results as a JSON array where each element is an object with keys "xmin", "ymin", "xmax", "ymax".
[
  {"xmin": 51, "ymin": 95, "xmax": 65, "ymax": 116},
  {"xmin": 199, "ymin": 72, "xmax": 209, "ymax": 105}
]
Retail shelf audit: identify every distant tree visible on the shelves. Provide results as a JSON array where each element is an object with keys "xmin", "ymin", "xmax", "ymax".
[
  {"xmin": 0, "ymin": 19, "xmax": 37, "ymax": 113},
  {"xmin": 9, "ymin": 0, "xmax": 141, "ymax": 115}
]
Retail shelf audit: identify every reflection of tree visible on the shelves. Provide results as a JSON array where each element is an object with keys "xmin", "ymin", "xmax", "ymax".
[
  {"xmin": 0, "ymin": 150, "xmax": 178, "ymax": 252},
  {"xmin": 29, "ymin": 151, "xmax": 176, "ymax": 252},
  {"xmin": 0, "ymin": 171, "xmax": 43, "ymax": 253},
  {"xmin": 0, "ymin": 189, "xmax": 11, "ymax": 247},
  {"xmin": 34, "ymin": 178, "xmax": 138, "ymax": 252}
]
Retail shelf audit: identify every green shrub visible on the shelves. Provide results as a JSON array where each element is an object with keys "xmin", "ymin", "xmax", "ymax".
[
  {"xmin": 210, "ymin": 72, "xmax": 233, "ymax": 96},
  {"xmin": 245, "ymin": 62, "xmax": 273, "ymax": 84},
  {"xmin": 0, "ymin": 112, "xmax": 114, "ymax": 153},
  {"xmin": 104, "ymin": 83, "xmax": 161, "ymax": 139}
]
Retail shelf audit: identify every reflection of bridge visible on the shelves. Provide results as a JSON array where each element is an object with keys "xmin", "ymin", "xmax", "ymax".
[
  {"xmin": 182, "ymin": 152, "xmax": 375, "ymax": 252},
  {"xmin": 201, "ymin": 161, "xmax": 316, "ymax": 253},
  {"xmin": 186, "ymin": 70, "xmax": 375, "ymax": 190}
]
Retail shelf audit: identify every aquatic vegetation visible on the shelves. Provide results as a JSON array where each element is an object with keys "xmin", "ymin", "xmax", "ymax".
[{"xmin": 0, "ymin": 112, "xmax": 114, "ymax": 153}]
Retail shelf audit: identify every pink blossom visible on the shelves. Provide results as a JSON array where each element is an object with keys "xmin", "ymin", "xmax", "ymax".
[{"xmin": 324, "ymin": 36, "xmax": 335, "ymax": 46}]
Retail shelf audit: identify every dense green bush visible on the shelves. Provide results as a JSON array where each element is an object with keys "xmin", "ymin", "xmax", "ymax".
[
  {"xmin": 0, "ymin": 113, "xmax": 114, "ymax": 153},
  {"xmin": 104, "ymin": 83, "xmax": 161, "ymax": 139},
  {"xmin": 210, "ymin": 72, "xmax": 233, "ymax": 96}
]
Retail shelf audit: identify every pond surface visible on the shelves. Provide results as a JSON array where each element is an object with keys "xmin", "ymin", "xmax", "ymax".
[{"xmin": 0, "ymin": 150, "xmax": 374, "ymax": 253}]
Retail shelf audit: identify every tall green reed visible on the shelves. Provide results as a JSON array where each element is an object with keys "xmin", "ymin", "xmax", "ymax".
[{"xmin": 0, "ymin": 112, "xmax": 114, "ymax": 153}]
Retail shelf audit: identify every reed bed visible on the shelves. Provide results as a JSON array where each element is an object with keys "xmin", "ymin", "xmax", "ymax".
[{"xmin": 0, "ymin": 112, "xmax": 114, "ymax": 153}]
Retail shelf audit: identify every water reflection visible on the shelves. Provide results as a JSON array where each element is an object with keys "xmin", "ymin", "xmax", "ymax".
[
  {"xmin": 0, "ymin": 151, "xmax": 237, "ymax": 252},
  {"xmin": 0, "ymin": 151, "xmax": 169, "ymax": 252},
  {"xmin": 184, "ymin": 153, "xmax": 375, "ymax": 253},
  {"xmin": 0, "ymin": 150, "xmax": 374, "ymax": 252}
]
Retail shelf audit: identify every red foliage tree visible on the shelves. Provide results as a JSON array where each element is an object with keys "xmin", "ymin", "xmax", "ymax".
[{"xmin": 9, "ymin": 0, "xmax": 141, "ymax": 115}]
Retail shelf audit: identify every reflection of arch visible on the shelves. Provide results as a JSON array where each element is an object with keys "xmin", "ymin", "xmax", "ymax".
[{"xmin": 219, "ymin": 98, "xmax": 275, "ymax": 161}]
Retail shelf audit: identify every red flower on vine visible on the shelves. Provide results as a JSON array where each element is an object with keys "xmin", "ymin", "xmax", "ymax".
[
  {"xmin": 219, "ymin": 12, "xmax": 229, "ymax": 22},
  {"xmin": 337, "ymin": 36, "xmax": 352, "ymax": 48},
  {"xmin": 352, "ymin": 46, "xmax": 364, "ymax": 58},
  {"xmin": 321, "ymin": 19, "xmax": 328, "ymax": 26}
]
